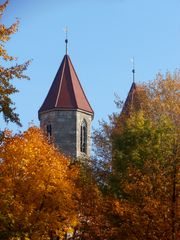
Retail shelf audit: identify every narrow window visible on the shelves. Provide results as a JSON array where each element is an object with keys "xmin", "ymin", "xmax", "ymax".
[
  {"xmin": 80, "ymin": 120, "xmax": 87, "ymax": 154},
  {"xmin": 47, "ymin": 124, "xmax": 52, "ymax": 140}
]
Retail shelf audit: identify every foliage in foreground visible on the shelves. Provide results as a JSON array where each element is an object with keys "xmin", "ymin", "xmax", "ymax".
[
  {"xmin": 0, "ymin": 127, "xmax": 79, "ymax": 240},
  {"xmin": 0, "ymin": 0, "xmax": 30, "ymax": 126},
  {"xmin": 92, "ymin": 72, "xmax": 180, "ymax": 240},
  {"xmin": 0, "ymin": 70, "xmax": 179, "ymax": 240},
  {"xmin": 108, "ymin": 112, "xmax": 180, "ymax": 240},
  {"xmin": 0, "ymin": 2, "xmax": 179, "ymax": 237}
]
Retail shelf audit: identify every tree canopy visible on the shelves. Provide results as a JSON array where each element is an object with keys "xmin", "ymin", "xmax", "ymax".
[
  {"xmin": 0, "ymin": 127, "xmax": 79, "ymax": 240},
  {"xmin": 93, "ymin": 71, "xmax": 180, "ymax": 240},
  {"xmin": 0, "ymin": 2, "xmax": 179, "ymax": 239},
  {"xmin": 0, "ymin": 0, "xmax": 30, "ymax": 126}
]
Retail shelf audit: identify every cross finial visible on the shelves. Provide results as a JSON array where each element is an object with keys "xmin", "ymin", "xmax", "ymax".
[
  {"xmin": 131, "ymin": 57, "xmax": 135, "ymax": 83},
  {"xmin": 63, "ymin": 26, "xmax": 68, "ymax": 55}
]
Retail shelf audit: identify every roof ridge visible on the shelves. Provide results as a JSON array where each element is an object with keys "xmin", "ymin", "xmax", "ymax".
[
  {"xmin": 67, "ymin": 55, "xmax": 93, "ymax": 113},
  {"xmin": 66, "ymin": 56, "xmax": 78, "ymax": 109},
  {"xmin": 55, "ymin": 56, "xmax": 66, "ymax": 107}
]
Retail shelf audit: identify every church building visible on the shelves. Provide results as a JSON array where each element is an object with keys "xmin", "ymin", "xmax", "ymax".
[
  {"xmin": 38, "ymin": 41, "xmax": 94, "ymax": 158},
  {"xmin": 38, "ymin": 39, "xmax": 139, "ymax": 159}
]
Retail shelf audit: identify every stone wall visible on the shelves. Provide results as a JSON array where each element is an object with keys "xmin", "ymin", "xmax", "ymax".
[{"xmin": 39, "ymin": 109, "xmax": 93, "ymax": 158}]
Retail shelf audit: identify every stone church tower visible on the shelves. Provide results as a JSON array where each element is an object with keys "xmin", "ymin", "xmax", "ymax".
[{"xmin": 38, "ymin": 50, "xmax": 94, "ymax": 158}]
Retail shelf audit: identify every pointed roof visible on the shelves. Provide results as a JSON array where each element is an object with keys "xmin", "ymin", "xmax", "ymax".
[
  {"xmin": 121, "ymin": 82, "xmax": 143, "ymax": 115},
  {"xmin": 39, "ymin": 55, "xmax": 94, "ymax": 116},
  {"xmin": 122, "ymin": 82, "xmax": 137, "ymax": 112}
]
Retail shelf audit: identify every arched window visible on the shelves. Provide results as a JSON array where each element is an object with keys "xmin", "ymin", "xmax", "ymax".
[
  {"xmin": 46, "ymin": 124, "xmax": 52, "ymax": 140},
  {"xmin": 80, "ymin": 120, "xmax": 87, "ymax": 154}
]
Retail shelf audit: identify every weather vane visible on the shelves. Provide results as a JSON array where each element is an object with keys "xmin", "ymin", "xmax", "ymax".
[
  {"xmin": 131, "ymin": 57, "xmax": 135, "ymax": 83},
  {"xmin": 63, "ymin": 26, "xmax": 68, "ymax": 55}
]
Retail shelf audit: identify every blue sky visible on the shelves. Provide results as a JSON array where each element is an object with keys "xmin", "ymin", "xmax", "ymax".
[{"xmin": 1, "ymin": 0, "xmax": 180, "ymax": 132}]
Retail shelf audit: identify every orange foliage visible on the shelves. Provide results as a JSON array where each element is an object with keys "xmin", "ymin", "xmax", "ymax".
[
  {"xmin": 0, "ymin": 1, "xmax": 30, "ymax": 126},
  {"xmin": 0, "ymin": 127, "xmax": 79, "ymax": 240}
]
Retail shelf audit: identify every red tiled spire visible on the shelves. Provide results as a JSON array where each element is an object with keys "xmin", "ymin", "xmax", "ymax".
[
  {"xmin": 38, "ymin": 55, "xmax": 94, "ymax": 115},
  {"xmin": 121, "ymin": 82, "xmax": 141, "ymax": 115},
  {"xmin": 122, "ymin": 82, "xmax": 137, "ymax": 113}
]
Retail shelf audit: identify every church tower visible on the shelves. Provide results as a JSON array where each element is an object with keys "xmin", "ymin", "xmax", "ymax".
[
  {"xmin": 121, "ymin": 59, "xmax": 144, "ymax": 116},
  {"xmin": 38, "ymin": 49, "xmax": 94, "ymax": 158}
]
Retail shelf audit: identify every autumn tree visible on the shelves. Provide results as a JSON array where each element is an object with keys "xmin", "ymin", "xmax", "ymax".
[
  {"xmin": 109, "ymin": 112, "xmax": 179, "ymax": 240},
  {"xmin": 93, "ymin": 71, "xmax": 180, "ymax": 239},
  {"xmin": 0, "ymin": 127, "xmax": 79, "ymax": 240},
  {"xmin": 0, "ymin": 0, "xmax": 30, "ymax": 126},
  {"xmin": 70, "ymin": 159, "xmax": 113, "ymax": 240}
]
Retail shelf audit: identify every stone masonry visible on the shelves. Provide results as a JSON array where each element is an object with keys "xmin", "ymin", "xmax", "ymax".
[{"xmin": 39, "ymin": 109, "xmax": 93, "ymax": 158}]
